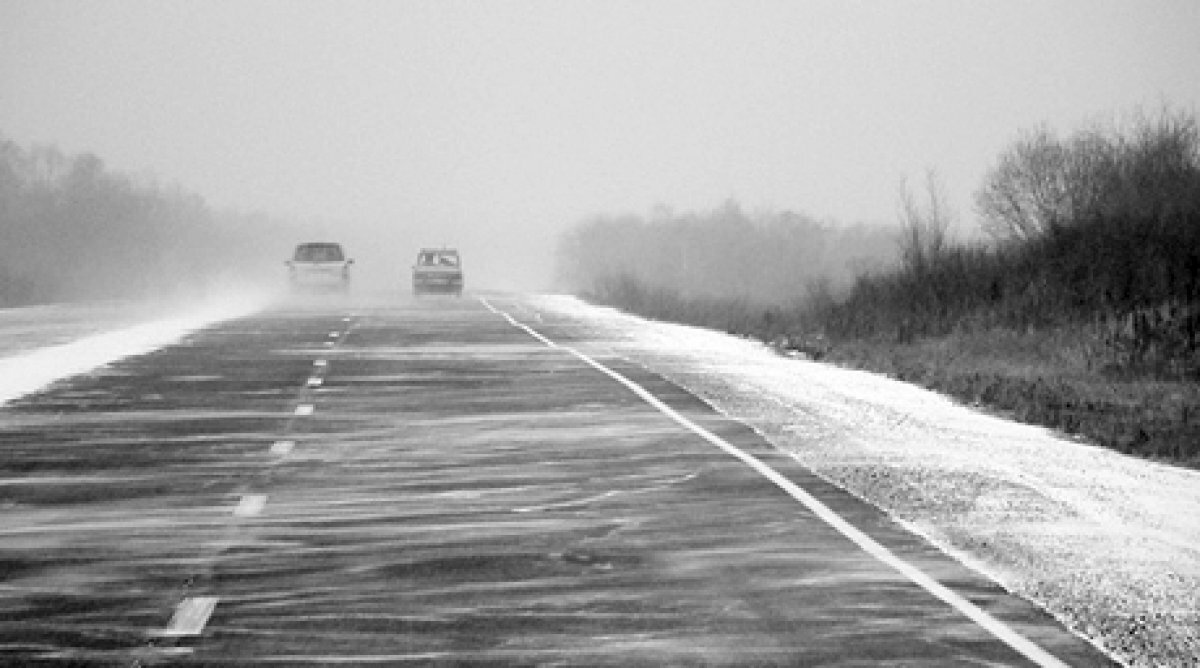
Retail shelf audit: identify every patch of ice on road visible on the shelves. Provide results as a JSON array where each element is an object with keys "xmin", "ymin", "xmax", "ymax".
[
  {"xmin": 529, "ymin": 294, "xmax": 1200, "ymax": 668},
  {"xmin": 0, "ymin": 294, "xmax": 267, "ymax": 406}
]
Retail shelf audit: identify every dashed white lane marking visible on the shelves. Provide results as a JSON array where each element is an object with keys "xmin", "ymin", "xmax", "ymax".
[
  {"xmin": 151, "ymin": 326, "xmax": 349, "ymax": 648},
  {"xmin": 157, "ymin": 596, "xmax": 219, "ymax": 637},
  {"xmin": 151, "ymin": 330, "xmax": 353, "ymax": 648},
  {"xmin": 234, "ymin": 494, "xmax": 268, "ymax": 517},
  {"xmin": 479, "ymin": 297, "xmax": 1071, "ymax": 668},
  {"xmin": 342, "ymin": 317, "xmax": 352, "ymax": 322}
]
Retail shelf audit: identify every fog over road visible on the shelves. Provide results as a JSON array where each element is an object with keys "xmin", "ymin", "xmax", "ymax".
[{"xmin": 0, "ymin": 295, "xmax": 1122, "ymax": 665}]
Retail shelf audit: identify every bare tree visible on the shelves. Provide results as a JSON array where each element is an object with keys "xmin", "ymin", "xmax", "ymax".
[
  {"xmin": 897, "ymin": 168, "xmax": 953, "ymax": 276},
  {"xmin": 1109, "ymin": 108, "xmax": 1200, "ymax": 219},
  {"xmin": 974, "ymin": 127, "xmax": 1078, "ymax": 242}
]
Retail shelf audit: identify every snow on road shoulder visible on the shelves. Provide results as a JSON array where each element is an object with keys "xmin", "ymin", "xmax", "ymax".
[
  {"xmin": 0, "ymin": 294, "xmax": 267, "ymax": 406},
  {"xmin": 529, "ymin": 294, "xmax": 1200, "ymax": 668}
]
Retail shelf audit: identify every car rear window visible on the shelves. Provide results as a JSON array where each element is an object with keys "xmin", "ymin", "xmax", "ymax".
[
  {"xmin": 295, "ymin": 244, "xmax": 344, "ymax": 261},
  {"xmin": 418, "ymin": 251, "xmax": 459, "ymax": 267}
]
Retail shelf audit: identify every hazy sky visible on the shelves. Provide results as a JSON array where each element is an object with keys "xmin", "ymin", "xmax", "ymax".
[{"xmin": 3, "ymin": 1, "xmax": 1199, "ymax": 287}]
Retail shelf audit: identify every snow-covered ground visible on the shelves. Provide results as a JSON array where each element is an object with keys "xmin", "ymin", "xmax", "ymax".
[
  {"xmin": 0, "ymin": 294, "xmax": 269, "ymax": 406},
  {"xmin": 526, "ymin": 294, "xmax": 1200, "ymax": 668}
]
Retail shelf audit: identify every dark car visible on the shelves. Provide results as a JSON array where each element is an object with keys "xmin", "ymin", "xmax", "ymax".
[
  {"xmin": 286, "ymin": 242, "xmax": 353, "ymax": 290},
  {"xmin": 412, "ymin": 248, "xmax": 463, "ymax": 297}
]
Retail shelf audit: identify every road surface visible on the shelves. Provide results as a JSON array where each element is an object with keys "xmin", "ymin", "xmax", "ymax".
[{"xmin": 0, "ymin": 294, "xmax": 1115, "ymax": 666}]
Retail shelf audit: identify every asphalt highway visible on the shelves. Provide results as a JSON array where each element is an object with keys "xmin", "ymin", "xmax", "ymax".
[{"xmin": 0, "ymin": 295, "xmax": 1117, "ymax": 666}]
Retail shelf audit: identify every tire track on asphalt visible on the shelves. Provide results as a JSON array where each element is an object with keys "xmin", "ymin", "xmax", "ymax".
[
  {"xmin": 135, "ymin": 314, "xmax": 356, "ymax": 665},
  {"xmin": 479, "ymin": 296, "xmax": 1072, "ymax": 668}
]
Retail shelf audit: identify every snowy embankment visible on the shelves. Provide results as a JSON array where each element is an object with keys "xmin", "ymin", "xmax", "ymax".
[
  {"xmin": 530, "ymin": 294, "xmax": 1200, "ymax": 668},
  {"xmin": 0, "ymin": 294, "xmax": 268, "ymax": 406}
]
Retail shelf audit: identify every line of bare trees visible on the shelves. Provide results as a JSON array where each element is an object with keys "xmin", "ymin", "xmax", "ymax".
[
  {"xmin": 815, "ymin": 108, "xmax": 1200, "ymax": 376},
  {"xmin": 0, "ymin": 137, "xmax": 285, "ymax": 305}
]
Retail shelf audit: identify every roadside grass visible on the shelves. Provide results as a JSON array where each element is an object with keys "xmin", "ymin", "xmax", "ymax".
[{"xmin": 825, "ymin": 329, "xmax": 1200, "ymax": 469}]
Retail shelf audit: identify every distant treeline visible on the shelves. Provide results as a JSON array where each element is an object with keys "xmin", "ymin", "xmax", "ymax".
[
  {"xmin": 0, "ymin": 137, "xmax": 284, "ymax": 305},
  {"xmin": 556, "ymin": 201, "xmax": 898, "ymax": 321}
]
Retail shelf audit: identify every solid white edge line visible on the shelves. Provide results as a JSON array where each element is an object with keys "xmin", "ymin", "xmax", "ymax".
[
  {"xmin": 156, "ymin": 596, "xmax": 219, "ymax": 637},
  {"xmin": 478, "ymin": 296, "xmax": 1070, "ymax": 668}
]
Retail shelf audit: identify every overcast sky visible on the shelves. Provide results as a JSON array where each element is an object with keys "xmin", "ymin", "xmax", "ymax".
[{"xmin": 3, "ymin": 1, "xmax": 1199, "ymax": 287}]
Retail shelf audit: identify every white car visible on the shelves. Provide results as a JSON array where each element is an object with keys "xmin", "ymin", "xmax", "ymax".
[{"xmin": 287, "ymin": 242, "xmax": 353, "ymax": 290}]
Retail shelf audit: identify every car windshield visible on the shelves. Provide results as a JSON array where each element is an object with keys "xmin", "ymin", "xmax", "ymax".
[
  {"xmin": 295, "ymin": 244, "xmax": 344, "ymax": 262},
  {"xmin": 418, "ymin": 251, "xmax": 459, "ymax": 267}
]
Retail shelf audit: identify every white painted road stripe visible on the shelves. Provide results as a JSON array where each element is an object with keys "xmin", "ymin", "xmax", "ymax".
[
  {"xmin": 329, "ymin": 331, "xmax": 340, "ymax": 338},
  {"xmin": 158, "ymin": 596, "xmax": 218, "ymax": 637},
  {"xmin": 295, "ymin": 404, "xmax": 314, "ymax": 416},
  {"xmin": 314, "ymin": 359, "xmax": 328, "ymax": 367},
  {"xmin": 306, "ymin": 376, "xmax": 323, "ymax": 388},
  {"xmin": 480, "ymin": 297, "xmax": 1071, "ymax": 668},
  {"xmin": 270, "ymin": 440, "xmax": 295, "ymax": 455},
  {"xmin": 234, "ymin": 494, "xmax": 268, "ymax": 517}
]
